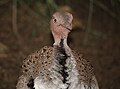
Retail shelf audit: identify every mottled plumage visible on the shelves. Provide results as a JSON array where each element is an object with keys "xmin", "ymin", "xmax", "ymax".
[{"xmin": 16, "ymin": 12, "xmax": 99, "ymax": 89}]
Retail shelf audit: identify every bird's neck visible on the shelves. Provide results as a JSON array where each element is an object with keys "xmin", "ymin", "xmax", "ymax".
[
  {"xmin": 53, "ymin": 38, "xmax": 69, "ymax": 49},
  {"xmin": 53, "ymin": 37, "xmax": 72, "ymax": 58}
]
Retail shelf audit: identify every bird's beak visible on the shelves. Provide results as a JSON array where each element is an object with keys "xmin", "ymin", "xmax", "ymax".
[{"xmin": 58, "ymin": 22, "xmax": 72, "ymax": 32}]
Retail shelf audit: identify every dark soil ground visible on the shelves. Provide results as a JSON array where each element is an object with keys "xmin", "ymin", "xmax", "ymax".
[{"xmin": 0, "ymin": 1, "xmax": 120, "ymax": 89}]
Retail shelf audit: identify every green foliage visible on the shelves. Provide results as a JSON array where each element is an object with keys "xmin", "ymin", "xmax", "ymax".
[
  {"xmin": 17, "ymin": 0, "xmax": 33, "ymax": 5},
  {"xmin": 0, "ymin": 0, "xmax": 9, "ymax": 6},
  {"xmin": 46, "ymin": 0, "xmax": 58, "ymax": 19}
]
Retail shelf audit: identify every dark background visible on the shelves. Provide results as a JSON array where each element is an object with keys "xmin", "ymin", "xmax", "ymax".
[{"xmin": 0, "ymin": 0, "xmax": 120, "ymax": 89}]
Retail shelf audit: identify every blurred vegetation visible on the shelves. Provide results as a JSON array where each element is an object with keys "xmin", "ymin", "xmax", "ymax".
[
  {"xmin": 10, "ymin": 0, "xmax": 120, "ymax": 44},
  {"xmin": 0, "ymin": 0, "xmax": 120, "ymax": 89}
]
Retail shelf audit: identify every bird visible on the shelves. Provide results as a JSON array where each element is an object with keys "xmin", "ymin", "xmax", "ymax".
[{"xmin": 16, "ymin": 11, "xmax": 99, "ymax": 89}]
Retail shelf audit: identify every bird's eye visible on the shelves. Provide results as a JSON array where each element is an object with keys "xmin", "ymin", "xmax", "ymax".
[{"xmin": 54, "ymin": 19, "xmax": 57, "ymax": 22}]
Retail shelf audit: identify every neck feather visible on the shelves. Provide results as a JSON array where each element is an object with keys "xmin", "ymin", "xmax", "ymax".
[{"xmin": 53, "ymin": 38, "xmax": 68, "ymax": 48}]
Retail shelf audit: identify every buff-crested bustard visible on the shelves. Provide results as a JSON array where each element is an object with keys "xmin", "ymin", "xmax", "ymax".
[{"xmin": 16, "ymin": 11, "xmax": 99, "ymax": 89}]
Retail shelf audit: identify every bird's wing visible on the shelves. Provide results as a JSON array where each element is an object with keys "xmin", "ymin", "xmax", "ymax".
[
  {"xmin": 72, "ymin": 50, "xmax": 99, "ymax": 89},
  {"xmin": 16, "ymin": 46, "xmax": 53, "ymax": 89},
  {"xmin": 90, "ymin": 76, "xmax": 99, "ymax": 89}
]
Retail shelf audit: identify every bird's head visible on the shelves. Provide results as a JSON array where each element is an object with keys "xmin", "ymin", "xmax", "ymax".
[{"xmin": 50, "ymin": 11, "xmax": 73, "ymax": 40}]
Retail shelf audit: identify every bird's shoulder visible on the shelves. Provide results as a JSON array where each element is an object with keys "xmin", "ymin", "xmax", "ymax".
[
  {"xmin": 21, "ymin": 46, "xmax": 54, "ymax": 77},
  {"xmin": 71, "ymin": 50, "xmax": 94, "ymax": 83},
  {"xmin": 17, "ymin": 46, "xmax": 54, "ymax": 89}
]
